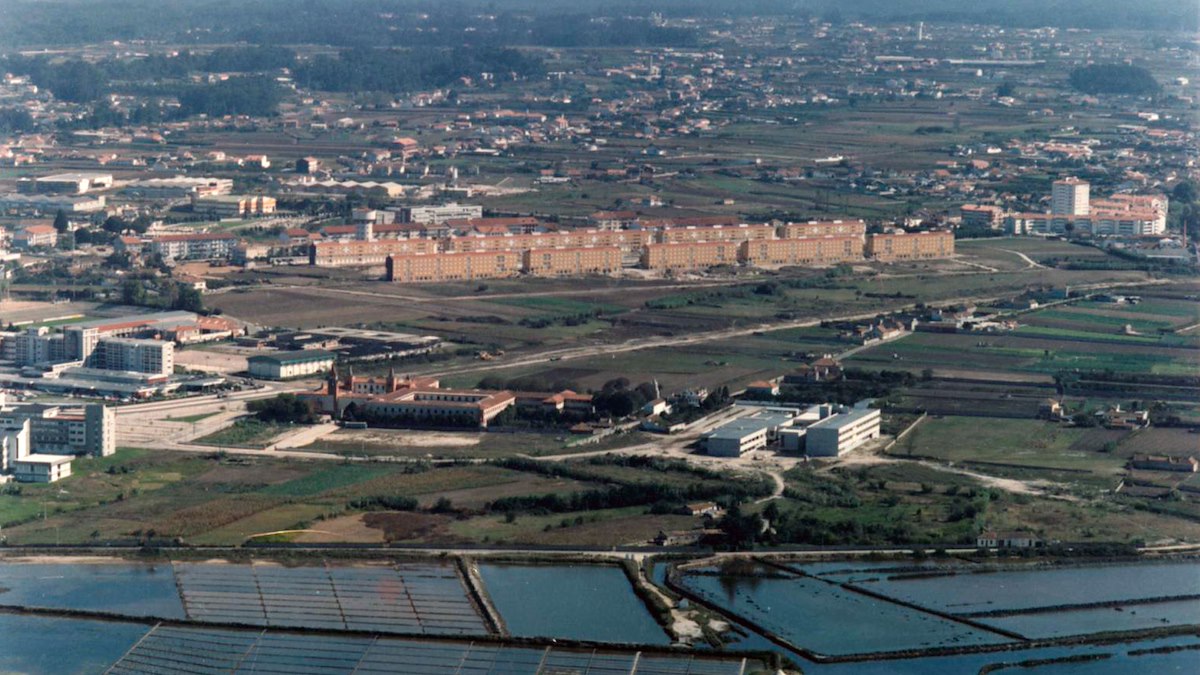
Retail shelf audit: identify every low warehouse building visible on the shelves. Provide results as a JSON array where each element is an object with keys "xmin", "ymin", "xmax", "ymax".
[
  {"xmin": 804, "ymin": 407, "xmax": 881, "ymax": 456},
  {"xmin": 705, "ymin": 411, "xmax": 796, "ymax": 457},
  {"xmin": 247, "ymin": 351, "xmax": 335, "ymax": 380}
]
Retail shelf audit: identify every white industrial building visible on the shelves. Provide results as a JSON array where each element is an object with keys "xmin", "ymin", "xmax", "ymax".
[
  {"xmin": 125, "ymin": 176, "xmax": 233, "ymax": 198},
  {"xmin": 705, "ymin": 409, "xmax": 799, "ymax": 457},
  {"xmin": 248, "ymin": 350, "xmax": 336, "ymax": 380},
  {"xmin": 805, "ymin": 406, "xmax": 882, "ymax": 456},
  {"xmin": 400, "ymin": 203, "xmax": 483, "ymax": 224},
  {"xmin": 0, "ymin": 193, "xmax": 108, "ymax": 214},
  {"xmin": 28, "ymin": 172, "xmax": 114, "ymax": 195},
  {"xmin": 708, "ymin": 401, "xmax": 882, "ymax": 458}
]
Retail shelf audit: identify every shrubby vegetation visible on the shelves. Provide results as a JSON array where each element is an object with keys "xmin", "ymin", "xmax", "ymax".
[
  {"xmin": 346, "ymin": 495, "xmax": 419, "ymax": 511},
  {"xmin": 248, "ymin": 394, "xmax": 317, "ymax": 424},
  {"xmin": 490, "ymin": 455, "xmax": 773, "ymax": 517}
]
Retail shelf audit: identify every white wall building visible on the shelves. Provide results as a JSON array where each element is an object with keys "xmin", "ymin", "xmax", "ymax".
[
  {"xmin": 31, "ymin": 172, "xmax": 114, "ymax": 194},
  {"xmin": 805, "ymin": 407, "xmax": 881, "ymax": 456},
  {"xmin": 1051, "ymin": 178, "xmax": 1089, "ymax": 216},
  {"xmin": 247, "ymin": 350, "xmax": 336, "ymax": 380},
  {"xmin": 400, "ymin": 203, "xmax": 483, "ymax": 224},
  {"xmin": 1, "ymin": 418, "xmax": 74, "ymax": 484},
  {"xmin": 705, "ymin": 411, "xmax": 797, "ymax": 457},
  {"xmin": 0, "ymin": 397, "xmax": 116, "ymax": 458},
  {"xmin": 0, "ymin": 194, "xmax": 107, "ymax": 214},
  {"xmin": 100, "ymin": 337, "xmax": 175, "ymax": 377}
]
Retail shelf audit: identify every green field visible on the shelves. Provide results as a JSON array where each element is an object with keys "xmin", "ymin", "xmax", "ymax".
[
  {"xmin": 194, "ymin": 419, "xmax": 290, "ymax": 448},
  {"xmin": 847, "ymin": 321, "xmax": 1197, "ymax": 378},
  {"xmin": 258, "ymin": 464, "xmax": 395, "ymax": 497},
  {"xmin": 893, "ymin": 416, "xmax": 1127, "ymax": 475}
]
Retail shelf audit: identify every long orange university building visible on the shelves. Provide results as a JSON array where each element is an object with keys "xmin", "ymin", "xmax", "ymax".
[{"xmin": 865, "ymin": 230, "xmax": 955, "ymax": 262}]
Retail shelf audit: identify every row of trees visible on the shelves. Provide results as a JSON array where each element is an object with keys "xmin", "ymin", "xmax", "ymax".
[
  {"xmin": 293, "ymin": 47, "xmax": 545, "ymax": 93},
  {"xmin": 1, "ymin": 46, "xmax": 295, "ymax": 100},
  {"xmin": 1, "ymin": 2, "xmax": 707, "ymax": 49},
  {"xmin": 1168, "ymin": 180, "xmax": 1200, "ymax": 245},
  {"xmin": 743, "ymin": 369, "xmax": 916, "ymax": 406}
]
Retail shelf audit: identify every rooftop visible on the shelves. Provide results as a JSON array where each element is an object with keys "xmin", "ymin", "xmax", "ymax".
[
  {"xmin": 707, "ymin": 412, "xmax": 795, "ymax": 441},
  {"xmin": 249, "ymin": 350, "xmax": 336, "ymax": 365},
  {"xmin": 807, "ymin": 407, "xmax": 881, "ymax": 430}
]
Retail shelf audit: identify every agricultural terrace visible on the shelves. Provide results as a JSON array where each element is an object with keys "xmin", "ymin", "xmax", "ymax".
[
  {"xmin": 0, "ymin": 449, "xmax": 772, "ymax": 547},
  {"xmin": 847, "ymin": 294, "xmax": 1199, "ymax": 380}
]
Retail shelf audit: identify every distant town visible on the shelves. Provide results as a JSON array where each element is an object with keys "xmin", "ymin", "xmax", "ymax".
[{"xmin": 0, "ymin": 1, "xmax": 1197, "ymax": 673}]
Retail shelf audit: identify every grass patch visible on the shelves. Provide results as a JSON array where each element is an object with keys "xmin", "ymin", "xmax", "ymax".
[
  {"xmin": 893, "ymin": 416, "xmax": 1126, "ymax": 475},
  {"xmin": 258, "ymin": 464, "xmax": 394, "ymax": 497},
  {"xmin": 1014, "ymin": 325, "xmax": 1163, "ymax": 345},
  {"xmin": 194, "ymin": 419, "xmax": 290, "ymax": 448}
]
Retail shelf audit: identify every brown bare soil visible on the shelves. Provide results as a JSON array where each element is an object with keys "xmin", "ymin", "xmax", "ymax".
[
  {"xmin": 361, "ymin": 512, "xmax": 455, "ymax": 542},
  {"xmin": 292, "ymin": 514, "xmax": 387, "ymax": 544}
]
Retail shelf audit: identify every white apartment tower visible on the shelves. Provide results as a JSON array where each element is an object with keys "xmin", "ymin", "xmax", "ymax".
[{"xmin": 1052, "ymin": 178, "xmax": 1090, "ymax": 216}]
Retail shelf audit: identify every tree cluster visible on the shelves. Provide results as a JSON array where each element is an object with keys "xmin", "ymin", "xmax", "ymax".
[
  {"xmin": 248, "ymin": 394, "xmax": 317, "ymax": 424},
  {"xmin": 120, "ymin": 278, "xmax": 204, "ymax": 313},
  {"xmin": 0, "ymin": 107, "xmax": 34, "ymax": 133},
  {"xmin": 178, "ymin": 77, "xmax": 282, "ymax": 117},
  {"xmin": 1068, "ymin": 64, "xmax": 1160, "ymax": 96}
]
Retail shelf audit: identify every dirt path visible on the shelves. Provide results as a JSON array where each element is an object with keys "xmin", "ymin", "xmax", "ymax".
[
  {"xmin": 916, "ymin": 461, "xmax": 1077, "ymax": 500},
  {"xmin": 826, "ymin": 443, "xmax": 1079, "ymax": 501},
  {"xmin": 997, "ymin": 248, "xmax": 1047, "ymax": 269}
]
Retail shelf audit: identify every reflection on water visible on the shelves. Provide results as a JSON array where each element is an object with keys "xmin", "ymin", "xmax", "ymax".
[
  {"xmin": 0, "ymin": 562, "xmax": 185, "ymax": 618},
  {"xmin": 478, "ymin": 563, "xmax": 671, "ymax": 645},
  {"xmin": 0, "ymin": 613, "xmax": 149, "ymax": 675}
]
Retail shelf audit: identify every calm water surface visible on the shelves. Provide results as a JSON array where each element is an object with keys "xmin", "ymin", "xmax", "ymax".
[
  {"xmin": 679, "ymin": 570, "xmax": 1009, "ymax": 656},
  {"xmin": 478, "ymin": 563, "xmax": 670, "ymax": 644},
  {"xmin": 857, "ymin": 561, "xmax": 1200, "ymax": 613},
  {"xmin": 0, "ymin": 613, "xmax": 148, "ymax": 674},
  {"xmin": 0, "ymin": 561, "xmax": 185, "ymax": 618}
]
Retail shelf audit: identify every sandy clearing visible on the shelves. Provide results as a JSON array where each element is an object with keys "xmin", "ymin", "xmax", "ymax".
[
  {"xmin": 823, "ymin": 437, "xmax": 1081, "ymax": 501},
  {"xmin": 327, "ymin": 429, "xmax": 482, "ymax": 448},
  {"xmin": 291, "ymin": 514, "xmax": 387, "ymax": 544},
  {"xmin": 0, "ymin": 555, "xmax": 131, "ymax": 564}
]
